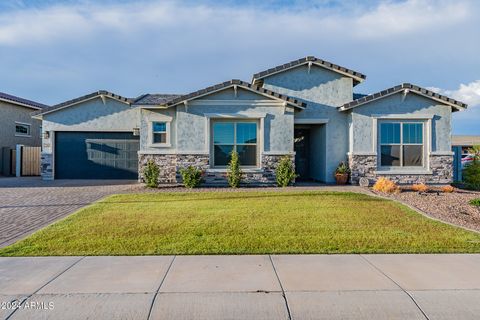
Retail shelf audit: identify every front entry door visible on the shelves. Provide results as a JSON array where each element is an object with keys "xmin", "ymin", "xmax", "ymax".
[{"xmin": 294, "ymin": 128, "xmax": 310, "ymax": 180}]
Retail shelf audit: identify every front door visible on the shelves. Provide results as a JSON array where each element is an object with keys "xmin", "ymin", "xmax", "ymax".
[{"xmin": 294, "ymin": 128, "xmax": 310, "ymax": 180}]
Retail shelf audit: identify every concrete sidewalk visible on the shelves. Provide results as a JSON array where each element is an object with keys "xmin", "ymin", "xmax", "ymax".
[{"xmin": 1, "ymin": 254, "xmax": 480, "ymax": 320}]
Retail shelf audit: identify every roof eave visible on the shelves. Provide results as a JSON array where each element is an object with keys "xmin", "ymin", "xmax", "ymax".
[
  {"xmin": 160, "ymin": 80, "xmax": 306, "ymax": 110},
  {"xmin": 251, "ymin": 57, "xmax": 366, "ymax": 87},
  {"xmin": 338, "ymin": 84, "xmax": 467, "ymax": 112},
  {"xmin": 33, "ymin": 91, "xmax": 131, "ymax": 117},
  {"xmin": 0, "ymin": 97, "xmax": 44, "ymax": 110}
]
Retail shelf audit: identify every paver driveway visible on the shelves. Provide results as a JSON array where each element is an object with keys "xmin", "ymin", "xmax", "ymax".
[{"xmin": 0, "ymin": 177, "xmax": 141, "ymax": 248}]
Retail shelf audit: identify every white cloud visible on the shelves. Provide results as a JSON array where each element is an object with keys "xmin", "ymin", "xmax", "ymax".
[
  {"xmin": 353, "ymin": 0, "xmax": 469, "ymax": 39},
  {"xmin": 429, "ymin": 80, "xmax": 480, "ymax": 108},
  {"xmin": 0, "ymin": 0, "xmax": 473, "ymax": 46}
]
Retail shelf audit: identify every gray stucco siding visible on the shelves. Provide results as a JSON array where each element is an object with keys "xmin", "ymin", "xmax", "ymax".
[
  {"xmin": 349, "ymin": 92, "xmax": 452, "ymax": 154},
  {"xmin": 140, "ymin": 108, "xmax": 176, "ymax": 153},
  {"xmin": 41, "ymin": 97, "xmax": 138, "ymax": 132},
  {"xmin": 261, "ymin": 65, "xmax": 354, "ymax": 183},
  {"xmin": 141, "ymin": 87, "xmax": 295, "ymax": 155}
]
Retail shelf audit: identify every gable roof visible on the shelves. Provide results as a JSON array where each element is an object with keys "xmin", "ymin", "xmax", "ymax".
[
  {"xmin": 133, "ymin": 94, "xmax": 182, "ymax": 105},
  {"xmin": 0, "ymin": 91, "xmax": 48, "ymax": 110},
  {"xmin": 252, "ymin": 56, "xmax": 366, "ymax": 86},
  {"xmin": 32, "ymin": 90, "xmax": 132, "ymax": 117},
  {"xmin": 157, "ymin": 79, "xmax": 306, "ymax": 109},
  {"xmin": 339, "ymin": 83, "xmax": 468, "ymax": 112}
]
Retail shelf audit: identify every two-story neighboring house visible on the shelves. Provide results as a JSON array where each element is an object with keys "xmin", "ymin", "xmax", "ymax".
[
  {"xmin": 32, "ymin": 56, "xmax": 467, "ymax": 185},
  {"xmin": 0, "ymin": 92, "xmax": 47, "ymax": 176}
]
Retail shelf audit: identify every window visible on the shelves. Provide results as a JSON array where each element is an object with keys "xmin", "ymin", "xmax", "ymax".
[
  {"xmin": 152, "ymin": 122, "xmax": 168, "ymax": 144},
  {"xmin": 212, "ymin": 121, "xmax": 258, "ymax": 167},
  {"xmin": 15, "ymin": 123, "xmax": 31, "ymax": 136},
  {"xmin": 379, "ymin": 122, "xmax": 423, "ymax": 167}
]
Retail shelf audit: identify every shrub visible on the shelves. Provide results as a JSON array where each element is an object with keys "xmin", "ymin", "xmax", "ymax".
[
  {"xmin": 470, "ymin": 198, "xmax": 480, "ymax": 207},
  {"xmin": 412, "ymin": 183, "xmax": 429, "ymax": 193},
  {"xmin": 441, "ymin": 185, "xmax": 455, "ymax": 193},
  {"xmin": 276, "ymin": 156, "xmax": 296, "ymax": 187},
  {"xmin": 143, "ymin": 159, "xmax": 159, "ymax": 188},
  {"xmin": 372, "ymin": 177, "xmax": 400, "ymax": 194},
  {"xmin": 180, "ymin": 166, "xmax": 203, "ymax": 188},
  {"xmin": 227, "ymin": 151, "xmax": 242, "ymax": 188},
  {"xmin": 335, "ymin": 161, "xmax": 351, "ymax": 175},
  {"xmin": 463, "ymin": 159, "xmax": 480, "ymax": 191}
]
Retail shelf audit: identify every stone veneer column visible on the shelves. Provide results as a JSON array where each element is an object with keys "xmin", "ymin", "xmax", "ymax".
[
  {"xmin": 40, "ymin": 153, "xmax": 54, "ymax": 180},
  {"xmin": 138, "ymin": 154, "xmax": 177, "ymax": 184},
  {"xmin": 348, "ymin": 153, "xmax": 377, "ymax": 185}
]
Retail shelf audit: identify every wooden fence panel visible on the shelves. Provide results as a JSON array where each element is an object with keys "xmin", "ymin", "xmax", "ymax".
[{"xmin": 21, "ymin": 146, "xmax": 41, "ymax": 176}]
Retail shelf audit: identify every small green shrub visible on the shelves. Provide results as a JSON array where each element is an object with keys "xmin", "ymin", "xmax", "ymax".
[
  {"xmin": 335, "ymin": 161, "xmax": 351, "ymax": 175},
  {"xmin": 463, "ymin": 160, "xmax": 480, "ymax": 191},
  {"xmin": 180, "ymin": 166, "xmax": 203, "ymax": 188},
  {"xmin": 227, "ymin": 151, "xmax": 242, "ymax": 188},
  {"xmin": 143, "ymin": 159, "xmax": 159, "ymax": 188},
  {"xmin": 276, "ymin": 156, "xmax": 296, "ymax": 187},
  {"xmin": 470, "ymin": 198, "xmax": 480, "ymax": 207}
]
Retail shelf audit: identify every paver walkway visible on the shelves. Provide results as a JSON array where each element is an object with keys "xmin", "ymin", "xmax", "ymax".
[
  {"xmin": 0, "ymin": 177, "xmax": 141, "ymax": 248},
  {"xmin": 1, "ymin": 254, "xmax": 479, "ymax": 320}
]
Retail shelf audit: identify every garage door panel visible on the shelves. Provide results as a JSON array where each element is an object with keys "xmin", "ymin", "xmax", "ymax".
[{"xmin": 55, "ymin": 132, "xmax": 139, "ymax": 179}]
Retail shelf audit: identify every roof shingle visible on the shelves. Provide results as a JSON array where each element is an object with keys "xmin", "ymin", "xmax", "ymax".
[
  {"xmin": 160, "ymin": 79, "xmax": 306, "ymax": 109},
  {"xmin": 339, "ymin": 83, "xmax": 467, "ymax": 111},
  {"xmin": 0, "ymin": 91, "xmax": 48, "ymax": 110},
  {"xmin": 252, "ymin": 56, "xmax": 366, "ymax": 85}
]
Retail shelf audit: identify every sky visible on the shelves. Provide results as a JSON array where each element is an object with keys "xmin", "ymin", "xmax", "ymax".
[{"xmin": 0, "ymin": 0, "xmax": 479, "ymax": 134}]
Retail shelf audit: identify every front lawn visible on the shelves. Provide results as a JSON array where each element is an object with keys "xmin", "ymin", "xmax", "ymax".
[{"xmin": 1, "ymin": 191, "xmax": 480, "ymax": 256}]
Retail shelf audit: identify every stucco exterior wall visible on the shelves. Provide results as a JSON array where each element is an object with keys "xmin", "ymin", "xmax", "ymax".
[
  {"xmin": 41, "ymin": 97, "xmax": 139, "ymax": 133},
  {"xmin": 140, "ymin": 87, "xmax": 295, "ymax": 155},
  {"xmin": 347, "ymin": 92, "xmax": 454, "ymax": 185},
  {"xmin": 261, "ymin": 64, "xmax": 354, "ymax": 182},
  {"xmin": 0, "ymin": 101, "xmax": 42, "ymax": 175},
  {"xmin": 349, "ymin": 92, "xmax": 452, "ymax": 154}
]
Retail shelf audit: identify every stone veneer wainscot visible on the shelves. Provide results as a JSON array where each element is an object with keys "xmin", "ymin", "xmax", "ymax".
[
  {"xmin": 138, "ymin": 154, "xmax": 294, "ymax": 186},
  {"xmin": 349, "ymin": 153, "xmax": 453, "ymax": 185}
]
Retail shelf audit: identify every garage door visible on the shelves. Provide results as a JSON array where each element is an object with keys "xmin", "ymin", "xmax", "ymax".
[{"xmin": 55, "ymin": 132, "xmax": 140, "ymax": 179}]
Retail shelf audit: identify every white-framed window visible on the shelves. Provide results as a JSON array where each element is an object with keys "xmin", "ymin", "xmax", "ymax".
[
  {"xmin": 379, "ymin": 121, "xmax": 424, "ymax": 168},
  {"xmin": 15, "ymin": 122, "xmax": 31, "ymax": 137},
  {"xmin": 212, "ymin": 120, "xmax": 258, "ymax": 168},
  {"xmin": 151, "ymin": 121, "xmax": 169, "ymax": 145}
]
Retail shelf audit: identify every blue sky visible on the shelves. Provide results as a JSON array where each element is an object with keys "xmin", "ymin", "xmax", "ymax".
[{"xmin": 0, "ymin": 0, "xmax": 479, "ymax": 134}]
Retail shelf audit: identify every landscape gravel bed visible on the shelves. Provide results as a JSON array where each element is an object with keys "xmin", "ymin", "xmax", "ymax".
[{"xmin": 380, "ymin": 190, "xmax": 480, "ymax": 232}]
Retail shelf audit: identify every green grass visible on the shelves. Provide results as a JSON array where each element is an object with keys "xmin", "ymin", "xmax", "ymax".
[
  {"xmin": 1, "ymin": 191, "xmax": 480, "ymax": 256},
  {"xmin": 470, "ymin": 198, "xmax": 480, "ymax": 207}
]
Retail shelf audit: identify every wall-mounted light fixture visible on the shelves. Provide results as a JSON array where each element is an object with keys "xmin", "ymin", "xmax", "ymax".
[
  {"xmin": 43, "ymin": 131, "xmax": 50, "ymax": 139},
  {"xmin": 132, "ymin": 127, "xmax": 140, "ymax": 136}
]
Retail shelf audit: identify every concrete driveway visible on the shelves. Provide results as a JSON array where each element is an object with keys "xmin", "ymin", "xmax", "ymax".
[
  {"xmin": 1, "ymin": 254, "xmax": 479, "ymax": 320},
  {"xmin": 0, "ymin": 177, "xmax": 141, "ymax": 248}
]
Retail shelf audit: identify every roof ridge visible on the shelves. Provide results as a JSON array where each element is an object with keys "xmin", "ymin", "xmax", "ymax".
[
  {"xmin": 32, "ymin": 90, "xmax": 131, "ymax": 117},
  {"xmin": 160, "ymin": 79, "xmax": 306, "ymax": 109},
  {"xmin": 0, "ymin": 91, "xmax": 48, "ymax": 109},
  {"xmin": 339, "ymin": 83, "xmax": 467, "ymax": 111},
  {"xmin": 252, "ymin": 56, "xmax": 366, "ymax": 85}
]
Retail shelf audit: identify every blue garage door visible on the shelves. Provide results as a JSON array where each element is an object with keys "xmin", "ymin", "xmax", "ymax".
[{"xmin": 55, "ymin": 132, "xmax": 140, "ymax": 179}]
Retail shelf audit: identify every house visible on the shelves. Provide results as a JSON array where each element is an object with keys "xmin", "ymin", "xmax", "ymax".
[
  {"xmin": 452, "ymin": 135, "xmax": 480, "ymax": 181},
  {"xmin": 0, "ymin": 92, "xmax": 47, "ymax": 176},
  {"xmin": 32, "ymin": 56, "xmax": 467, "ymax": 185}
]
